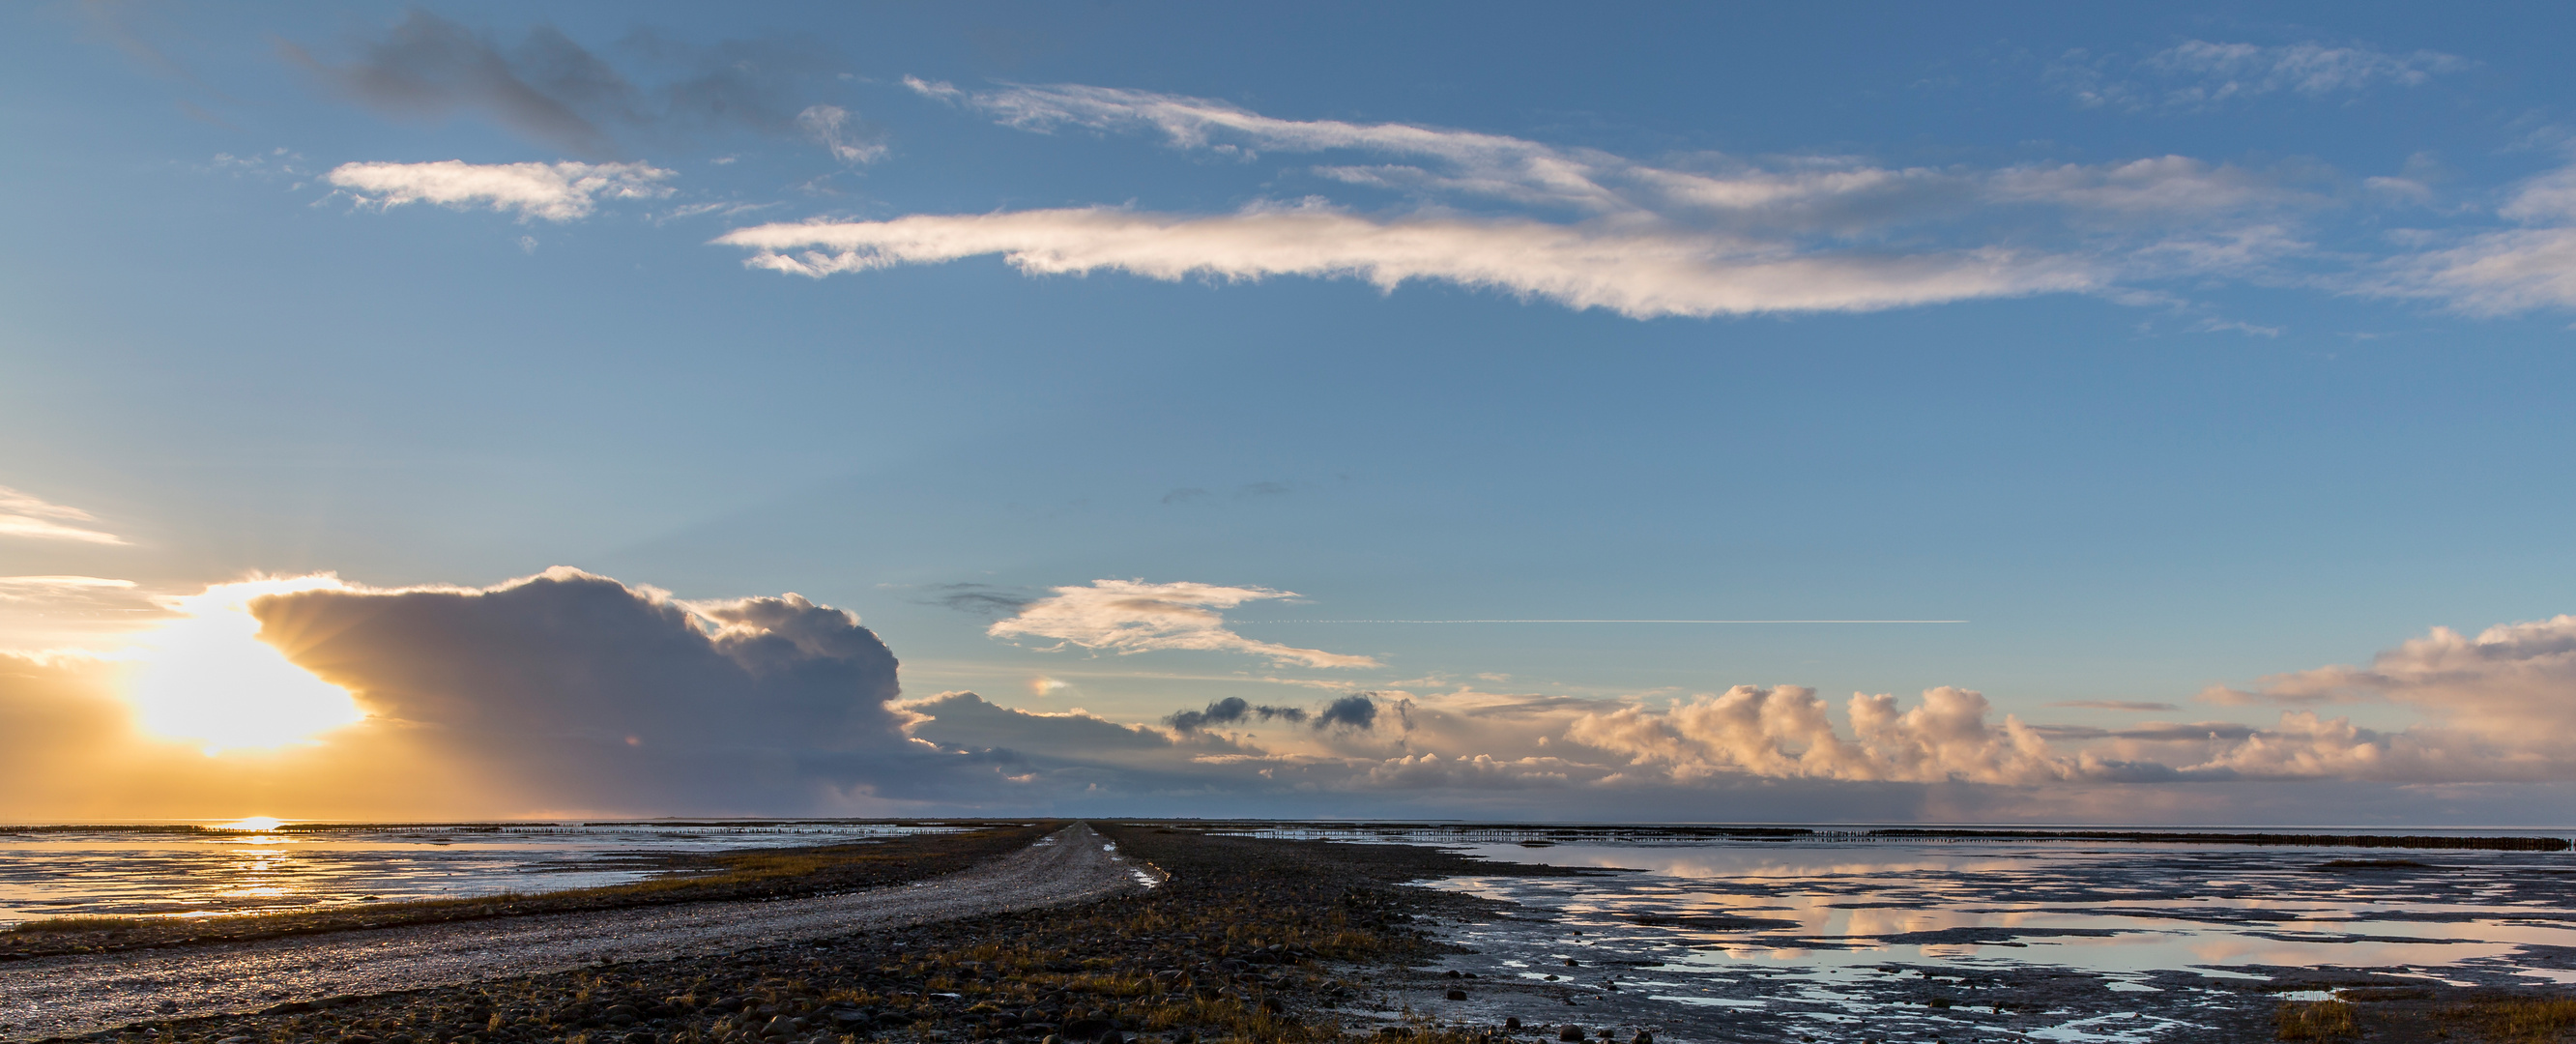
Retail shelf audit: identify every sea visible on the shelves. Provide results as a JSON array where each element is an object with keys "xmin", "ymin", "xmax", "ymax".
[{"xmin": 0, "ymin": 821, "xmax": 955, "ymax": 925}]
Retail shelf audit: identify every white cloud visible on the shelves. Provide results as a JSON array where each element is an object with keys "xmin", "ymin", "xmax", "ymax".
[
  {"xmin": 986, "ymin": 578, "xmax": 1377, "ymax": 668},
  {"xmin": 2056, "ymin": 40, "xmax": 2468, "ymax": 112},
  {"xmin": 327, "ymin": 160, "xmax": 674, "ymax": 222},
  {"xmin": 797, "ymin": 104, "xmax": 885, "ymax": 165},
  {"xmin": 2145, "ymin": 41, "xmax": 2468, "ymax": 101},
  {"xmin": 726, "ymin": 82, "xmax": 2345, "ymax": 316},
  {"xmin": 715, "ymin": 204, "xmax": 2096, "ymax": 319},
  {"xmin": 0, "ymin": 485, "xmax": 127, "ymax": 545},
  {"xmin": 2375, "ymin": 163, "xmax": 2576, "ymax": 313},
  {"xmin": 0, "ymin": 576, "xmax": 136, "ymax": 600}
]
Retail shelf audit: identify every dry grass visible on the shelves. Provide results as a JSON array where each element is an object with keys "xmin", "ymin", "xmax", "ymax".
[
  {"xmin": 2277, "ymin": 1000, "xmax": 2359, "ymax": 1040},
  {"xmin": 2443, "ymin": 996, "xmax": 2576, "ymax": 1042},
  {"xmin": 5, "ymin": 915, "xmax": 148, "ymax": 934}
]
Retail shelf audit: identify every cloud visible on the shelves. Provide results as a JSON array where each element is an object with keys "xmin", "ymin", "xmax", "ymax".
[
  {"xmin": 986, "ymin": 578, "xmax": 1377, "ymax": 668},
  {"xmin": 1565, "ymin": 684, "xmax": 2122, "ymax": 785},
  {"xmin": 715, "ymin": 204, "xmax": 2096, "ymax": 319},
  {"xmin": 0, "ymin": 485, "xmax": 127, "ymax": 545},
  {"xmin": 714, "ymin": 82, "xmax": 2363, "ymax": 317},
  {"xmin": 230, "ymin": 566, "xmax": 955, "ymax": 810},
  {"xmin": 328, "ymin": 160, "xmax": 674, "ymax": 221},
  {"xmin": 2374, "ymin": 163, "xmax": 2576, "ymax": 314},
  {"xmin": 0, "ymin": 576, "xmax": 136, "ymax": 600},
  {"xmin": 1165, "ymin": 696, "xmax": 1305, "ymax": 732},
  {"xmin": 1314, "ymin": 693, "xmax": 1378, "ymax": 731},
  {"xmin": 797, "ymin": 104, "xmax": 885, "ymax": 164},
  {"xmin": 914, "ymin": 583, "xmax": 1036, "ymax": 621},
  {"xmin": 2053, "ymin": 41, "xmax": 2468, "ymax": 112},
  {"xmin": 281, "ymin": 12, "xmax": 845, "ymax": 160}
]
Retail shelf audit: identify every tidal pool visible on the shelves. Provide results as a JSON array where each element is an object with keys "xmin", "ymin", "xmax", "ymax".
[{"xmin": 1226, "ymin": 825, "xmax": 2576, "ymax": 1041}]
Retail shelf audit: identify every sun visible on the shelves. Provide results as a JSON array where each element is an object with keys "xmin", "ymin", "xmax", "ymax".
[
  {"xmin": 124, "ymin": 576, "xmax": 366, "ymax": 753},
  {"xmin": 214, "ymin": 816, "xmax": 287, "ymax": 832}
]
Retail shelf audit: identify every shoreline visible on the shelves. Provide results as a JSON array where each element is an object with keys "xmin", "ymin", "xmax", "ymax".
[
  {"xmin": 1, "ymin": 825, "xmax": 1059, "ymax": 961},
  {"xmin": 11, "ymin": 825, "xmax": 2576, "ymax": 1044}
]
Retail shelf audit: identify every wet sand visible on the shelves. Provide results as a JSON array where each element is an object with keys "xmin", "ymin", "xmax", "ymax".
[{"xmin": 0, "ymin": 825, "xmax": 1151, "ymax": 1041}]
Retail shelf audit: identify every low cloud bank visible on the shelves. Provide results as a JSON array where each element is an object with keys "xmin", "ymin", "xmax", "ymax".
[{"xmin": 6, "ymin": 567, "xmax": 2572, "ymax": 822}]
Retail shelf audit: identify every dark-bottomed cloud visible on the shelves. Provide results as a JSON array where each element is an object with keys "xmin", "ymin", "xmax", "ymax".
[{"xmin": 280, "ymin": 11, "xmax": 853, "ymax": 160}]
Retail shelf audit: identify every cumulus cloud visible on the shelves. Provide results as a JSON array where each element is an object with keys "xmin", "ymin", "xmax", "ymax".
[
  {"xmin": 243, "ymin": 567, "xmax": 933, "ymax": 810},
  {"xmin": 2209, "ymin": 615, "xmax": 2576, "ymax": 745},
  {"xmin": 328, "ymin": 160, "xmax": 674, "ymax": 222},
  {"xmin": 2054, "ymin": 40, "xmax": 2468, "ymax": 112},
  {"xmin": 0, "ymin": 485, "xmax": 127, "ymax": 544},
  {"xmin": 986, "ymin": 578, "xmax": 1377, "ymax": 668},
  {"xmin": 707, "ymin": 82, "xmax": 2361, "ymax": 317},
  {"xmin": 1314, "ymin": 693, "xmax": 1379, "ymax": 731},
  {"xmin": 282, "ymin": 11, "xmax": 850, "ymax": 160}
]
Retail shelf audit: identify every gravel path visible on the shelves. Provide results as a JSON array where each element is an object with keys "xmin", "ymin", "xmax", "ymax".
[{"xmin": 0, "ymin": 824, "xmax": 1155, "ymax": 1042}]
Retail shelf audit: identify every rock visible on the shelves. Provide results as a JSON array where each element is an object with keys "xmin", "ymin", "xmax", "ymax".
[
  {"xmin": 1505, "ymin": 1018, "xmax": 1521, "ymax": 1030},
  {"xmin": 1558, "ymin": 1028, "xmax": 1585, "ymax": 1042},
  {"xmin": 155, "ymin": 1000, "xmax": 180, "ymax": 1013},
  {"xmin": 625, "ymin": 1033, "xmax": 654, "ymax": 1044},
  {"xmin": 1445, "ymin": 990, "xmax": 1468, "ymax": 1001},
  {"xmin": 1562, "ymin": 959, "xmax": 1578, "ymax": 968},
  {"xmin": 1630, "ymin": 1034, "xmax": 1652, "ymax": 1044}
]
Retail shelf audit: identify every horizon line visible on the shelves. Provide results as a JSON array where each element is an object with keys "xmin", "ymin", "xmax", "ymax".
[{"xmin": 1250, "ymin": 619, "xmax": 1970, "ymax": 624}]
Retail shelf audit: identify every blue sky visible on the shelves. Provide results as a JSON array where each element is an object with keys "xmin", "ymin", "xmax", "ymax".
[{"xmin": 4, "ymin": 2, "xmax": 2574, "ymax": 823}]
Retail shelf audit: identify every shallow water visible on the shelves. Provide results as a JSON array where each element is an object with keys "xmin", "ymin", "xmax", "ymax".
[
  {"xmin": 0, "ymin": 822, "xmax": 955, "ymax": 925},
  {"xmin": 1227, "ymin": 826, "xmax": 2576, "ymax": 1041}
]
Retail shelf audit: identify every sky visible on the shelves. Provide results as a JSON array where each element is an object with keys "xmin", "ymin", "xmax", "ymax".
[{"xmin": 4, "ymin": 1, "xmax": 2575, "ymax": 825}]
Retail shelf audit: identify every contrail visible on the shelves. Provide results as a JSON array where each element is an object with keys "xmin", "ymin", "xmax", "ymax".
[{"xmin": 1253, "ymin": 619, "xmax": 1967, "ymax": 624}]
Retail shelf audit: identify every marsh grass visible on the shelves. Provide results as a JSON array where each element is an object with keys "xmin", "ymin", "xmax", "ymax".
[
  {"xmin": 2276, "ymin": 1000, "xmax": 2359, "ymax": 1039},
  {"xmin": 5, "ymin": 915, "xmax": 147, "ymax": 934},
  {"xmin": 2441, "ymin": 996, "xmax": 2576, "ymax": 1042}
]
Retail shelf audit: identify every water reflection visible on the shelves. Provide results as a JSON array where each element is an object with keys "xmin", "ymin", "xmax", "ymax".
[
  {"xmin": 1223, "ymin": 826, "xmax": 2576, "ymax": 1040},
  {"xmin": 0, "ymin": 822, "xmax": 953, "ymax": 925},
  {"xmin": 1435, "ymin": 839, "xmax": 2576, "ymax": 980}
]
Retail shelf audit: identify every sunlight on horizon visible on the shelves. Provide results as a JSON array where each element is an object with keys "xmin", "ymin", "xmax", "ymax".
[
  {"xmin": 124, "ymin": 576, "xmax": 365, "ymax": 754},
  {"xmin": 212, "ymin": 815, "xmax": 286, "ymax": 831}
]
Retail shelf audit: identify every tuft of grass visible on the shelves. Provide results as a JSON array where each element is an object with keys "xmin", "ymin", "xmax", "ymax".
[
  {"xmin": 5, "ymin": 915, "xmax": 147, "ymax": 934},
  {"xmin": 2277, "ymin": 1000, "xmax": 2359, "ymax": 1040}
]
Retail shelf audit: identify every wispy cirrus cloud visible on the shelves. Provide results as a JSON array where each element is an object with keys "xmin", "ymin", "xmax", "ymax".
[
  {"xmin": 987, "ymin": 578, "xmax": 1377, "ymax": 668},
  {"xmin": 329, "ymin": 160, "xmax": 674, "ymax": 221},
  {"xmin": 2371, "ymin": 164, "xmax": 2576, "ymax": 313},
  {"xmin": 0, "ymin": 576, "xmax": 137, "ymax": 600},
  {"xmin": 0, "ymin": 486, "xmax": 127, "ymax": 545},
  {"xmin": 2053, "ymin": 40, "xmax": 2470, "ymax": 112},
  {"xmin": 716, "ymin": 81, "xmax": 2331, "ymax": 319}
]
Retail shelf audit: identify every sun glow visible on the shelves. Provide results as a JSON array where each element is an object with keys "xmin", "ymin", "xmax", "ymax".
[
  {"xmin": 125, "ymin": 576, "xmax": 365, "ymax": 753},
  {"xmin": 214, "ymin": 816, "xmax": 287, "ymax": 832}
]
